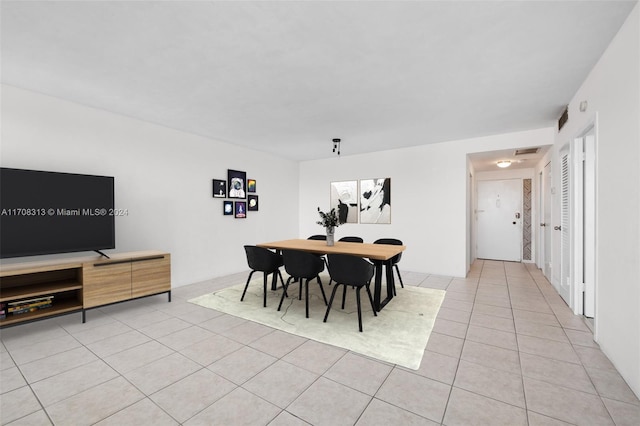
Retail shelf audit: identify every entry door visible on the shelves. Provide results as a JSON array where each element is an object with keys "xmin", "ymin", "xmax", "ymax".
[
  {"xmin": 477, "ymin": 179, "xmax": 522, "ymax": 262},
  {"xmin": 543, "ymin": 162, "xmax": 552, "ymax": 279}
]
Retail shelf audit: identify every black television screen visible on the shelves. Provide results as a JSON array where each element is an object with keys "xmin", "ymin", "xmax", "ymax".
[{"xmin": 0, "ymin": 168, "xmax": 115, "ymax": 259}]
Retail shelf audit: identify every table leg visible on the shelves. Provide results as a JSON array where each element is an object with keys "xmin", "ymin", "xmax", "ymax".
[
  {"xmin": 373, "ymin": 261, "xmax": 383, "ymax": 310},
  {"xmin": 373, "ymin": 259, "xmax": 396, "ymax": 311},
  {"xmin": 385, "ymin": 259, "xmax": 395, "ymax": 302}
]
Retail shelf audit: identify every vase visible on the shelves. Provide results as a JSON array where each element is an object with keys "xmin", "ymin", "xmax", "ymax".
[{"xmin": 326, "ymin": 227, "xmax": 335, "ymax": 246}]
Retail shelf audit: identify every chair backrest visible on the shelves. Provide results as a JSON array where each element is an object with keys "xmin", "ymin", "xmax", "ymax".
[
  {"xmin": 338, "ymin": 236, "xmax": 364, "ymax": 243},
  {"xmin": 282, "ymin": 250, "xmax": 325, "ymax": 279},
  {"xmin": 327, "ymin": 254, "xmax": 374, "ymax": 287},
  {"xmin": 373, "ymin": 238, "xmax": 403, "ymax": 264},
  {"xmin": 307, "ymin": 234, "xmax": 327, "ymax": 241},
  {"xmin": 244, "ymin": 245, "xmax": 282, "ymax": 272}
]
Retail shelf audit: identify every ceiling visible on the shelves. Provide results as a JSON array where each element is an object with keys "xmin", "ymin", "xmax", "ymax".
[{"xmin": 1, "ymin": 1, "xmax": 636, "ymax": 161}]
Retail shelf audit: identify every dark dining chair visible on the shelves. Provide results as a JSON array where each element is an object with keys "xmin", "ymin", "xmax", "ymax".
[
  {"xmin": 328, "ymin": 236, "xmax": 364, "ymax": 288},
  {"xmin": 242, "ymin": 245, "xmax": 285, "ymax": 307},
  {"xmin": 278, "ymin": 249, "xmax": 328, "ymax": 318},
  {"xmin": 324, "ymin": 254, "xmax": 377, "ymax": 332},
  {"xmin": 307, "ymin": 234, "xmax": 328, "ymax": 268},
  {"xmin": 373, "ymin": 238, "xmax": 404, "ymax": 295},
  {"xmin": 338, "ymin": 236, "xmax": 364, "ymax": 243}
]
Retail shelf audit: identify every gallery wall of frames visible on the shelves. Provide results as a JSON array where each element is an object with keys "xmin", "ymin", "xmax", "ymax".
[
  {"xmin": 331, "ymin": 178, "xmax": 391, "ymax": 224},
  {"xmin": 212, "ymin": 173, "xmax": 390, "ymax": 223},
  {"xmin": 212, "ymin": 169, "xmax": 258, "ymax": 218}
]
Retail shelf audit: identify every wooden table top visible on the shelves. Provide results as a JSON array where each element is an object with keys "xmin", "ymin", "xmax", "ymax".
[{"xmin": 257, "ymin": 239, "xmax": 405, "ymax": 261}]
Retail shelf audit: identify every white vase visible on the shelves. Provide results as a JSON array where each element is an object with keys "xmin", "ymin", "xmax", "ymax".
[{"xmin": 326, "ymin": 227, "xmax": 335, "ymax": 246}]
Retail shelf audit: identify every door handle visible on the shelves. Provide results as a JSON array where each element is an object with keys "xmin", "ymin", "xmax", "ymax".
[
  {"xmin": 540, "ymin": 223, "xmax": 546, "ymax": 227},
  {"xmin": 554, "ymin": 226, "xmax": 562, "ymax": 231}
]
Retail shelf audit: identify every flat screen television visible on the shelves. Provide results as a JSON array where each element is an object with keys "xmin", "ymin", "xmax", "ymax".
[{"xmin": 0, "ymin": 167, "xmax": 115, "ymax": 259}]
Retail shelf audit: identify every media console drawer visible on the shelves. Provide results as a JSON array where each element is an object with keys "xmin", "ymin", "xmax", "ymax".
[
  {"xmin": 83, "ymin": 262, "xmax": 132, "ymax": 308},
  {"xmin": 132, "ymin": 255, "xmax": 171, "ymax": 299}
]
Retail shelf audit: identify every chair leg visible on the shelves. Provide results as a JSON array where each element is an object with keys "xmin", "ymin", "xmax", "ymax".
[
  {"xmin": 394, "ymin": 264, "xmax": 404, "ymax": 288},
  {"xmin": 365, "ymin": 284, "xmax": 378, "ymax": 316},
  {"xmin": 278, "ymin": 276, "xmax": 295, "ymax": 311},
  {"xmin": 277, "ymin": 270, "xmax": 288, "ymax": 297},
  {"xmin": 317, "ymin": 276, "xmax": 328, "ymax": 305},
  {"xmin": 262, "ymin": 273, "xmax": 268, "ymax": 307},
  {"xmin": 356, "ymin": 287, "xmax": 363, "ymax": 332},
  {"xmin": 305, "ymin": 279, "xmax": 310, "ymax": 318},
  {"xmin": 299, "ymin": 279, "xmax": 303, "ymax": 300},
  {"xmin": 241, "ymin": 270, "xmax": 256, "ymax": 301},
  {"xmin": 324, "ymin": 284, "xmax": 341, "ymax": 323},
  {"xmin": 341, "ymin": 285, "xmax": 347, "ymax": 309}
]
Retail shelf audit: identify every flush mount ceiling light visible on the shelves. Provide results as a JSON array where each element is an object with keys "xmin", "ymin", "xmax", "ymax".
[{"xmin": 496, "ymin": 160, "xmax": 512, "ymax": 168}]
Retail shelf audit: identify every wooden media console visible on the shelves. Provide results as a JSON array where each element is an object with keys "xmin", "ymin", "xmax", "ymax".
[{"xmin": 0, "ymin": 250, "xmax": 171, "ymax": 327}]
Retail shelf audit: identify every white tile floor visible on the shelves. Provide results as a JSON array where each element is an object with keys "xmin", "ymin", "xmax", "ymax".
[{"xmin": 1, "ymin": 260, "xmax": 639, "ymax": 425}]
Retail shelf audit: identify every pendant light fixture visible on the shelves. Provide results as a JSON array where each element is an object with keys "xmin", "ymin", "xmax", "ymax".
[{"xmin": 332, "ymin": 138, "xmax": 341, "ymax": 156}]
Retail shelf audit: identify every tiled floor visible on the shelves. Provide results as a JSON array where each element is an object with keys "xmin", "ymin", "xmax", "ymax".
[{"xmin": 1, "ymin": 260, "xmax": 639, "ymax": 425}]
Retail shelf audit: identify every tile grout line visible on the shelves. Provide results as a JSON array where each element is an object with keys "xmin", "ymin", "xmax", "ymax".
[{"xmin": 439, "ymin": 259, "xmax": 483, "ymax": 425}]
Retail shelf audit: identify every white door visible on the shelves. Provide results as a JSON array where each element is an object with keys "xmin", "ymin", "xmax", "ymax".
[
  {"xmin": 558, "ymin": 152, "xmax": 571, "ymax": 304},
  {"xmin": 571, "ymin": 129, "xmax": 596, "ymax": 317},
  {"xmin": 583, "ymin": 130, "xmax": 596, "ymax": 318},
  {"xmin": 543, "ymin": 162, "xmax": 552, "ymax": 279},
  {"xmin": 477, "ymin": 179, "xmax": 522, "ymax": 262}
]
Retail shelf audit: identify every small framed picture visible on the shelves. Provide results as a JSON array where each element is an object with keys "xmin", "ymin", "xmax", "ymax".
[
  {"xmin": 247, "ymin": 179, "xmax": 257, "ymax": 193},
  {"xmin": 223, "ymin": 201, "xmax": 233, "ymax": 215},
  {"xmin": 213, "ymin": 179, "xmax": 226, "ymax": 198},
  {"xmin": 234, "ymin": 201, "xmax": 247, "ymax": 218},
  {"xmin": 228, "ymin": 169, "xmax": 247, "ymax": 199},
  {"xmin": 248, "ymin": 195, "xmax": 259, "ymax": 211}
]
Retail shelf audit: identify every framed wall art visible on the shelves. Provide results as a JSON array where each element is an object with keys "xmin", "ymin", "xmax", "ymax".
[
  {"xmin": 330, "ymin": 180, "xmax": 358, "ymax": 224},
  {"xmin": 223, "ymin": 201, "xmax": 233, "ymax": 215},
  {"xmin": 248, "ymin": 195, "xmax": 259, "ymax": 211},
  {"xmin": 247, "ymin": 179, "xmax": 256, "ymax": 193},
  {"xmin": 360, "ymin": 178, "xmax": 391, "ymax": 224},
  {"xmin": 212, "ymin": 179, "xmax": 226, "ymax": 198},
  {"xmin": 227, "ymin": 169, "xmax": 247, "ymax": 199},
  {"xmin": 234, "ymin": 201, "xmax": 247, "ymax": 218}
]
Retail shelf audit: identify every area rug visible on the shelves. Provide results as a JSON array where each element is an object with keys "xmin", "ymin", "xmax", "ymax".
[{"xmin": 188, "ymin": 274, "xmax": 445, "ymax": 370}]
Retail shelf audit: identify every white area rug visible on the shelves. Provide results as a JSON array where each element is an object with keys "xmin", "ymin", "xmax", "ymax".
[{"xmin": 189, "ymin": 274, "xmax": 445, "ymax": 370}]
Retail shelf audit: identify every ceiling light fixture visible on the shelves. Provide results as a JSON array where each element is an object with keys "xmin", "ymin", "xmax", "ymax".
[
  {"xmin": 496, "ymin": 160, "xmax": 512, "ymax": 168},
  {"xmin": 332, "ymin": 138, "xmax": 341, "ymax": 156}
]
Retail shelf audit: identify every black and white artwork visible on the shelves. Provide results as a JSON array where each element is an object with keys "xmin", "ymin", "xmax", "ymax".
[
  {"xmin": 360, "ymin": 178, "xmax": 391, "ymax": 224},
  {"xmin": 212, "ymin": 179, "xmax": 226, "ymax": 198},
  {"xmin": 330, "ymin": 181, "xmax": 358, "ymax": 224},
  {"xmin": 227, "ymin": 169, "xmax": 247, "ymax": 199}
]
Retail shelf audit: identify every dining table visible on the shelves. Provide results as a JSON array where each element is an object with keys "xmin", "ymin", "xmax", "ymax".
[{"xmin": 256, "ymin": 239, "xmax": 406, "ymax": 311}]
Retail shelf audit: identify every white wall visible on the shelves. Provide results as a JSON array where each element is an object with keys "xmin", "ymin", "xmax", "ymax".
[
  {"xmin": 553, "ymin": 4, "xmax": 640, "ymax": 396},
  {"xmin": 0, "ymin": 85, "xmax": 300, "ymax": 287},
  {"xmin": 298, "ymin": 127, "xmax": 554, "ymax": 277}
]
